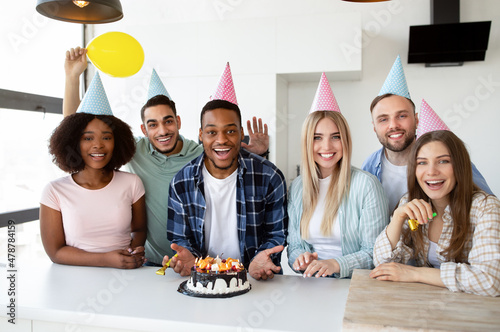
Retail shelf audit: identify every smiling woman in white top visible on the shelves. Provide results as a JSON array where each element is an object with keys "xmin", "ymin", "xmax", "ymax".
[
  {"xmin": 371, "ymin": 130, "xmax": 500, "ymax": 296},
  {"xmin": 287, "ymin": 73, "xmax": 389, "ymax": 279}
]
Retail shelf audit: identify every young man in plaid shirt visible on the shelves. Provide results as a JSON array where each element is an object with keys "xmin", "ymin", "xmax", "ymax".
[{"xmin": 165, "ymin": 99, "xmax": 287, "ymax": 280}]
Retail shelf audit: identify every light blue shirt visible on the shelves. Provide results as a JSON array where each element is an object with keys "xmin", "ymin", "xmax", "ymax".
[{"xmin": 287, "ymin": 167, "xmax": 389, "ymax": 278}]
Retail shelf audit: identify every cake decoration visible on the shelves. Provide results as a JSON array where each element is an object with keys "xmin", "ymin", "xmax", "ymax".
[{"xmin": 178, "ymin": 255, "xmax": 251, "ymax": 298}]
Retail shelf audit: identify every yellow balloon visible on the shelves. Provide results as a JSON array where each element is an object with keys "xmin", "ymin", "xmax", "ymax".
[{"xmin": 86, "ymin": 32, "xmax": 144, "ymax": 78}]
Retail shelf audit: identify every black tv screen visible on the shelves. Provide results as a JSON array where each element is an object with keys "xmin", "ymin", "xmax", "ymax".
[{"xmin": 408, "ymin": 21, "xmax": 491, "ymax": 64}]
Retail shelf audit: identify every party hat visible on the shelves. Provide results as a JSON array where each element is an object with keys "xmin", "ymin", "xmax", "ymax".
[
  {"xmin": 416, "ymin": 99, "xmax": 450, "ymax": 139},
  {"xmin": 309, "ymin": 73, "xmax": 341, "ymax": 113},
  {"xmin": 210, "ymin": 62, "xmax": 238, "ymax": 105},
  {"xmin": 76, "ymin": 72, "xmax": 113, "ymax": 115},
  {"xmin": 147, "ymin": 69, "xmax": 172, "ymax": 100},
  {"xmin": 378, "ymin": 55, "xmax": 411, "ymax": 99}
]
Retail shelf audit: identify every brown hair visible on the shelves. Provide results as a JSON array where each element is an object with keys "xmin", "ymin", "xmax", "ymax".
[
  {"xmin": 370, "ymin": 93, "xmax": 415, "ymax": 113},
  {"xmin": 403, "ymin": 130, "xmax": 480, "ymax": 263},
  {"xmin": 141, "ymin": 94, "xmax": 177, "ymax": 123}
]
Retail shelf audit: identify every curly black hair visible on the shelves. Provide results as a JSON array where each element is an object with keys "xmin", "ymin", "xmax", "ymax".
[{"xmin": 49, "ymin": 113, "xmax": 136, "ymax": 173}]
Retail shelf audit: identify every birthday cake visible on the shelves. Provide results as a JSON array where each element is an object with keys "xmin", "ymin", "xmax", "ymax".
[{"xmin": 178, "ymin": 256, "xmax": 251, "ymax": 298}]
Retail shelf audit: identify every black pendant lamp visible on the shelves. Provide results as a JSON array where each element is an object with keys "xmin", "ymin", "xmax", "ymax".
[{"xmin": 36, "ymin": 0, "xmax": 123, "ymax": 24}]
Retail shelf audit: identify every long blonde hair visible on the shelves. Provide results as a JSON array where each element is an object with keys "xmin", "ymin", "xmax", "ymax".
[{"xmin": 300, "ymin": 111, "xmax": 352, "ymax": 238}]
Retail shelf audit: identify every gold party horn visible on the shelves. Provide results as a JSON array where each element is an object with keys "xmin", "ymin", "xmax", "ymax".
[
  {"xmin": 408, "ymin": 212, "xmax": 437, "ymax": 232},
  {"xmin": 408, "ymin": 219, "xmax": 419, "ymax": 231},
  {"xmin": 156, "ymin": 253, "xmax": 178, "ymax": 275}
]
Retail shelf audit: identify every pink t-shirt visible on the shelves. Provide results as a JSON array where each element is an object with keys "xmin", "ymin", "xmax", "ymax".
[{"xmin": 40, "ymin": 170, "xmax": 145, "ymax": 253}]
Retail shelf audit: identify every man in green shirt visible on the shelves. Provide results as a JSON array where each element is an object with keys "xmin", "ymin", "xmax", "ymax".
[{"xmin": 63, "ymin": 47, "xmax": 269, "ymax": 265}]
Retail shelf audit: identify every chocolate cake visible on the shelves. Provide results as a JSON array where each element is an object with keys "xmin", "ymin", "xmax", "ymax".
[{"xmin": 178, "ymin": 256, "xmax": 251, "ymax": 298}]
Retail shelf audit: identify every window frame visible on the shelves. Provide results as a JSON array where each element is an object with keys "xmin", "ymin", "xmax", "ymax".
[{"xmin": 0, "ymin": 88, "xmax": 62, "ymax": 227}]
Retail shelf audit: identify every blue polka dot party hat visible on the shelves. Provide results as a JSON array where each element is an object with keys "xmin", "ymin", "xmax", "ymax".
[
  {"xmin": 147, "ymin": 68, "xmax": 172, "ymax": 100},
  {"xmin": 378, "ymin": 55, "xmax": 411, "ymax": 99},
  {"xmin": 76, "ymin": 72, "xmax": 113, "ymax": 115}
]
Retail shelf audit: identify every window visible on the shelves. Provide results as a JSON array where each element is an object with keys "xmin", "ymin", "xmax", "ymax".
[
  {"xmin": 1, "ymin": 3, "xmax": 81, "ymax": 219},
  {"xmin": 0, "ymin": 2, "xmax": 81, "ymax": 263},
  {"xmin": 0, "ymin": 108, "xmax": 64, "ymax": 214}
]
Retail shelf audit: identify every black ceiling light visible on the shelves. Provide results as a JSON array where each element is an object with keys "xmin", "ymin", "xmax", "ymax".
[{"xmin": 36, "ymin": 0, "xmax": 123, "ymax": 24}]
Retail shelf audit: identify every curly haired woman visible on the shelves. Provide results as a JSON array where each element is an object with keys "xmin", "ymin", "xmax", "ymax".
[{"xmin": 40, "ymin": 96, "xmax": 146, "ymax": 269}]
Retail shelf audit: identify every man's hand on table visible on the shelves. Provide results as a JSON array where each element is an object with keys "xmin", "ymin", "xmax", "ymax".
[
  {"xmin": 162, "ymin": 243, "xmax": 195, "ymax": 277},
  {"xmin": 248, "ymin": 245, "xmax": 283, "ymax": 281}
]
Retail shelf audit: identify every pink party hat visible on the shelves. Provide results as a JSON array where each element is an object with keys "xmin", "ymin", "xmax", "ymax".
[
  {"xmin": 378, "ymin": 55, "xmax": 411, "ymax": 99},
  {"xmin": 309, "ymin": 73, "xmax": 341, "ymax": 113},
  {"xmin": 210, "ymin": 62, "xmax": 238, "ymax": 105},
  {"xmin": 76, "ymin": 72, "xmax": 113, "ymax": 116},
  {"xmin": 416, "ymin": 99, "xmax": 450, "ymax": 139}
]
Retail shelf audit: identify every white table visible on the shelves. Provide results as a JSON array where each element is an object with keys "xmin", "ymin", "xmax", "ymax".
[{"xmin": 1, "ymin": 262, "xmax": 350, "ymax": 332}]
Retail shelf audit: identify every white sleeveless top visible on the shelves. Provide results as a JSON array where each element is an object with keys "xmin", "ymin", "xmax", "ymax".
[
  {"xmin": 307, "ymin": 176, "xmax": 342, "ymax": 260},
  {"xmin": 428, "ymin": 240, "xmax": 441, "ymax": 268}
]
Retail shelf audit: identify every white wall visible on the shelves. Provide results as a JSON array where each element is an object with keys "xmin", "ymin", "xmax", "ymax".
[{"xmin": 91, "ymin": 0, "xmax": 500, "ymax": 195}]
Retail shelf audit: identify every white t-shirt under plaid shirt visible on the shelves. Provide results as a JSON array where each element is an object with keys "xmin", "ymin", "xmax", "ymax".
[{"xmin": 373, "ymin": 191, "xmax": 500, "ymax": 297}]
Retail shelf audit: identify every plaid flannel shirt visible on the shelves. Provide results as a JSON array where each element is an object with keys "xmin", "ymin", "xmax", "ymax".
[
  {"xmin": 374, "ymin": 192, "xmax": 500, "ymax": 296},
  {"xmin": 167, "ymin": 149, "xmax": 287, "ymax": 268}
]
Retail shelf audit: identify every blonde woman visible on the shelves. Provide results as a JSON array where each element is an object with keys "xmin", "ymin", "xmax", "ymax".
[{"xmin": 287, "ymin": 74, "xmax": 389, "ymax": 278}]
